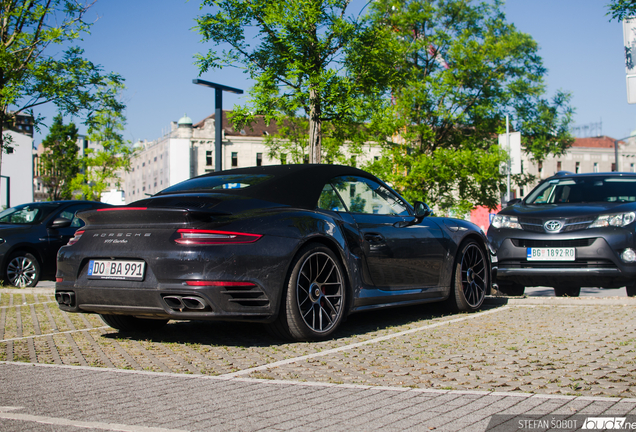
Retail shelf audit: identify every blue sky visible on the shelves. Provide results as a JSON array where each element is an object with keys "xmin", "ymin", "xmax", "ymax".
[{"xmin": 33, "ymin": 0, "xmax": 636, "ymax": 145}]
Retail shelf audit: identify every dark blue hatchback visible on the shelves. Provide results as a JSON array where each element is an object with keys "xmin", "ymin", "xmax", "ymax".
[{"xmin": 0, "ymin": 201, "xmax": 110, "ymax": 287}]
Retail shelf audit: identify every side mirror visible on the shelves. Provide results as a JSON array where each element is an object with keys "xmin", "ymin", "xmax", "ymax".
[
  {"xmin": 50, "ymin": 217, "xmax": 72, "ymax": 229},
  {"xmin": 506, "ymin": 198, "xmax": 522, "ymax": 207},
  {"xmin": 413, "ymin": 201, "xmax": 433, "ymax": 221}
]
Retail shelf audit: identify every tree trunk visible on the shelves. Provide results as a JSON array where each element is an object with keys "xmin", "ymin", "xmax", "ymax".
[{"xmin": 308, "ymin": 88, "xmax": 322, "ymax": 164}]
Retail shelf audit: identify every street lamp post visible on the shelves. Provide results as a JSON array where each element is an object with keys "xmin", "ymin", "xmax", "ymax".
[
  {"xmin": 192, "ymin": 79, "xmax": 244, "ymax": 172},
  {"xmin": 615, "ymin": 133, "xmax": 636, "ymax": 171}
]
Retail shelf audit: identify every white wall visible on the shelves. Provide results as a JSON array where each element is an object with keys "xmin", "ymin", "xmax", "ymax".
[
  {"xmin": 1, "ymin": 131, "xmax": 33, "ymax": 208},
  {"xmin": 168, "ymin": 138, "xmax": 191, "ymax": 186}
]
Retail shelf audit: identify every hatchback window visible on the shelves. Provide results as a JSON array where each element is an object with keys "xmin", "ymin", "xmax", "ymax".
[
  {"xmin": 526, "ymin": 176, "xmax": 636, "ymax": 204},
  {"xmin": 0, "ymin": 203, "xmax": 61, "ymax": 225}
]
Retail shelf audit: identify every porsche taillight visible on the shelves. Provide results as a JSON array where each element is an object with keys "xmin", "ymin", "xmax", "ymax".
[
  {"xmin": 67, "ymin": 230, "xmax": 85, "ymax": 246},
  {"xmin": 175, "ymin": 229, "xmax": 262, "ymax": 245}
]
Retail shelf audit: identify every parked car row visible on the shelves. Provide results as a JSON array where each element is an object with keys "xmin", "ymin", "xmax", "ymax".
[{"xmin": 6, "ymin": 167, "xmax": 634, "ymax": 341}]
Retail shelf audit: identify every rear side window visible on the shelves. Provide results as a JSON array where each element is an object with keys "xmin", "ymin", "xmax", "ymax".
[{"xmin": 0, "ymin": 203, "xmax": 61, "ymax": 225}]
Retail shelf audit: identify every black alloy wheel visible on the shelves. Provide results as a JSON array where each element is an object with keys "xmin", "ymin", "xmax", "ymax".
[
  {"xmin": 6, "ymin": 252, "xmax": 40, "ymax": 287},
  {"xmin": 447, "ymin": 240, "xmax": 488, "ymax": 312},
  {"xmin": 270, "ymin": 244, "xmax": 346, "ymax": 341},
  {"xmin": 100, "ymin": 314, "xmax": 169, "ymax": 331}
]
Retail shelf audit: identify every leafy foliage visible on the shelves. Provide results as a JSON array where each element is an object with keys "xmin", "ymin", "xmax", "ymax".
[
  {"xmin": 0, "ymin": 0, "xmax": 124, "ymax": 177},
  {"xmin": 360, "ymin": 0, "xmax": 573, "ymax": 213},
  {"xmin": 68, "ymin": 82, "xmax": 132, "ymax": 201},
  {"xmin": 39, "ymin": 114, "xmax": 80, "ymax": 200},
  {"xmin": 607, "ymin": 0, "xmax": 636, "ymax": 21},
  {"xmin": 196, "ymin": 0, "xmax": 385, "ymax": 163}
]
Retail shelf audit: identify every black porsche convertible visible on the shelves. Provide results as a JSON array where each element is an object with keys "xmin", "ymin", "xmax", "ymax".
[{"xmin": 55, "ymin": 165, "xmax": 491, "ymax": 341}]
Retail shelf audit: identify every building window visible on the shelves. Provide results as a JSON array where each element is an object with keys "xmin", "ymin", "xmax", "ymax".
[
  {"xmin": 593, "ymin": 162, "xmax": 599, "ymax": 173},
  {"xmin": 631, "ymin": 163, "xmax": 635, "ymax": 173},
  {"xmin": 520, "ymin": 160, "xmax": 524, "ymax": 174},
  {"xmin": 538, "ymin": 162, "xmax": 543, "ymax": 177},
  {"xmin": 256, "ymin": 153, "xmax": 262, "ymax": 166},
  {"xmin": 374, "ymin": 156, "xmax": 380, "ymax": 161},
  {"xmin": 556, "ymin": 161, "xmax": 562, "ymax": 172},
  {"xmin": 231, "ymin": 152, "xmax": 238, "ymax": 167},
  {"xmin": 611, "ymin": 163, "xmax": 616, "ymax": 172},
  {"xmin": 575, "ymin": 162, "xmax": 580, "ymax": 173},
  {"xmin": 206, "ymin": 151, "xmax": 213, "ymax": 166},
  {"xmin": 142, "ymin": 162, "xmax": 145, "ymax": 167},
  {"xmin": 154, "ymin": 157, "xmax": 157, "ymax": 162}
]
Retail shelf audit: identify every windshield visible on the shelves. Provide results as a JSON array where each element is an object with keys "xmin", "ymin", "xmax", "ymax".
[
  {"xmin": 525, "ymin": 176, "xmax": 636, "ymax": 204},
  {"xmin": 0, "ymin": 202, "xmax": 61, "ymax": 224},
  {"xmin": 158, "ymin": 174, "xmax": 272, "ymax": 194}
]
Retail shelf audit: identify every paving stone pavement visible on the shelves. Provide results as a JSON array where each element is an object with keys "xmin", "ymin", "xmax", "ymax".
[{"xmin": 1, "ymin": 286, "xmax": 635, "ymax": 431}]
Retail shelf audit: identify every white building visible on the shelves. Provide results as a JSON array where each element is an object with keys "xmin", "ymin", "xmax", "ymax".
[
  {"xmin": 122, "ymin": 112, "xmax": 382, "ymax": 204},
  {"xmin": 510, "ymin": 136, "xmax": 636, "ymax": 199},
  {"xmin": 1, "ymin": 115, "xmax": 34, "ymax": 208}
]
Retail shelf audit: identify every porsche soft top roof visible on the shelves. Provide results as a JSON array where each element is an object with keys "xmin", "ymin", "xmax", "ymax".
[{"xmin": 154, "ymin": 164, "xmax": 381, "ymax": 210}]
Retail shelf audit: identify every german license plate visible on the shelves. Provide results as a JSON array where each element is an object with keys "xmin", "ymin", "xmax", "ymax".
[
  {"xmin": 527, "ymin": 248, "xmax": 575, "ymax": 261},
  {"xmin": 88, "ymin": 260, "xmax": 146, "ymax": 280}
]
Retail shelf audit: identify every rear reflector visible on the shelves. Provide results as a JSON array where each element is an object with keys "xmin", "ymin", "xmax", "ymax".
[
  {"xmin": 175, "ymin": 229, "xmax": 262, "ymax": 245},
  {"xmin": 55, "ymin": 278, "xmax": 63, "ymax": 283},
  {"xmin": 67, "ymin": 230, "xmax": 85, "ymax": 246},
  {"xmin": 185, "ymin": 281, "xmax": 256, "ymax": 287}
]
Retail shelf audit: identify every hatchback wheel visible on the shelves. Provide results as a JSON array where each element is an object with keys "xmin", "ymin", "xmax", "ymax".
[
  {"xmin": 6, "ymin": 252, "xmax": 40, "ymax": 287},
  {"xmin": 626, "ymin": 284, "xmax": 636, "ymax": 297}
]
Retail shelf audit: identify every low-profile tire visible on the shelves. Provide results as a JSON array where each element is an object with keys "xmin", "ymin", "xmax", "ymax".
[
  {"xmin": 445, "ymin": 239, "xmax": 488, "ymax": 312},
  {"xmin": 553, "ymin": 286, "xmax": 581, "ymax": 297},
  {"xmin": 626, "ymin": 284, "xmax": 636, "ymax": 297},
  {"xmin": 100, "ymin": 314, "xmax": 168, "ymax": 331},
  {"xmin": 497, "ymin": 282, "xmax": 525, "ymax": 296},
  {"xmin": 269, "ymin": 243, "xmax": 346, "ymax": 341},
  {"xmin": 5, "ymin": 252, "xmax": 40, "ymax": 287}
]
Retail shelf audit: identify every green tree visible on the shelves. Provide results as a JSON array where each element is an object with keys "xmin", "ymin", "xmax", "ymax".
[
  {"xmin": 195, "ymin": 0, "xmax": 386, "ymax": 163},
  {"xmin": 39, "ymin": 114, "xmax": 80, "ymax": 200},
  {"xmin": 69, "ymin": 82, "xmax": 132, "ymax": 201},
  {"xmin": 0, "ymin": 0, "xmax": 124, "ymax": 178},
  {"xmin": 607, "ymin": 0, "xmax": 636, "ymax": 21},
  {"xmin": 361, "ymin": 0, "xmax": 573, "ymax": 214}
]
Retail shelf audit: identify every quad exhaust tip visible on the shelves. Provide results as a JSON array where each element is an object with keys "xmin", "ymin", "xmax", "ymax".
[
  {"xmin": 162, "ymin": 295, "xmax": 209, "ymax": 311},
  {"xmin": 55, "ymin": 291, "xmax": 75, "ymax": 307}
]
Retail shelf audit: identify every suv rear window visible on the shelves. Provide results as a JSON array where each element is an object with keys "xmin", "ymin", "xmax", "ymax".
[{"xmin": 526, "ymin": 176, "xmax": 636, "ymax": 204}]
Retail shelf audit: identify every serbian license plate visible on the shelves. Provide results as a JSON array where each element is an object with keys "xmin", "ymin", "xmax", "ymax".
[
  {"xmin": 88, "ymin": 260, "xmax": 146, "ymax": 280},
  {"xmin": 527, "ymin": 248, "xmax": 575, "ymax": 261}
]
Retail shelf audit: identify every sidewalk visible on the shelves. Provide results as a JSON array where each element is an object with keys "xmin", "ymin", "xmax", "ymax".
[{"xmin": 0, "ymin": 285, "xmax": 635, "ymax": 431}]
